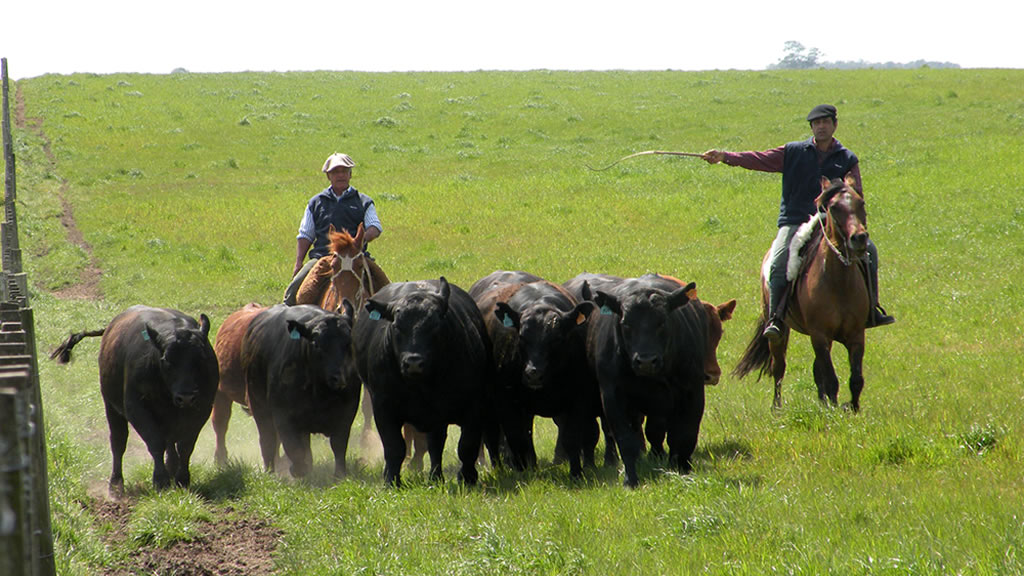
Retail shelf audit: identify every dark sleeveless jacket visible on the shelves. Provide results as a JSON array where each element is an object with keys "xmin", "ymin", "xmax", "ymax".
[
  {"xmin": 779, "ymin": 137, "xmax": 858, "ymax": 227},
  {"xmin": 307, "ymin": 186, "xmax": 374, "ymax": 260}
]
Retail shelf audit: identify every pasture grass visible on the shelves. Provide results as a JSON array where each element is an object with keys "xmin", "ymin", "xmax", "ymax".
[{"xmin": 12, "ymin": 68, "xmax": 1024, "ymax": 574}]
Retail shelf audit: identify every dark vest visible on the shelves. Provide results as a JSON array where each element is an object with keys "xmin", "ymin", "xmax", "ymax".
[
  {"xmin": 779, "ymin": 138, "xmax": 858, "ymax": 227},
  {"xmin": 307, "ymin": 187, "xmax": 374, "ymax": 259}
]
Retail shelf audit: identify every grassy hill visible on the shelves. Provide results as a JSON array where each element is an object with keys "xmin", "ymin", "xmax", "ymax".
[{"xmin": 12, "ymin": 68, "xmax": 1024, "ymax": 574}]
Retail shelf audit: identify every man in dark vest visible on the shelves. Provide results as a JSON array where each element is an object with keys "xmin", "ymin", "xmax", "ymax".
[
  {"xmin": 283, "ymin": 152, "xmax": 389, "ymax": 305},
  {"xmin": 702, "ymin": 104, "xmax": 894, "ymax": 343}
]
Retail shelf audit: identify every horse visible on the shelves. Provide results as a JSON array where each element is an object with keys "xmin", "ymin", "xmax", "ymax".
[
  {"xmin": 292, "ymin": 225, "xmax": 429, "ymax": 468},
  {"xmin": 733, "ymin": 175, "xmax": 872, "ymax": 412}
]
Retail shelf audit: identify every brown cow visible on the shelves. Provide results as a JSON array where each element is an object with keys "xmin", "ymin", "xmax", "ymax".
[{"xmin": 211, "ymin": 302, "xmax": 266, "ymax": 467}]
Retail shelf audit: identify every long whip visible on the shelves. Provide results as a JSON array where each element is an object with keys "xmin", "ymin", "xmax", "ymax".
[{"xmin": 586, "ymin": 150, "xmax": 705, "ymax": 172}]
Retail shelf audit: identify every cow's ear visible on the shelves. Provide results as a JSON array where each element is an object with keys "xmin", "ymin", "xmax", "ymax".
[
  {"xmin": 573, "ymin": 302, "xmax": 596, "ymax": 325},
  {"xmin": 593, "ymin": 291, "xmax": 621, "ymax": 316},
  {"xmin": 437, "ymin": 277, "xmax": 451, "ymax": 316},
  {"xmin": 494, "ymin": 302, "xmax": 520, "ymax": 330},
  {"xmin": 580, "ymin": 280, "xmax": 593, "ymax": 302},
  {"xmin": 286, "ymin": 319, "xmax": 314, "ymax": 341},
  {"xmin": 365, "ymin": 299, "xmax": 394, "ymax": 322},
  {"xmin": 142, "ymin": 324, "xmax": 164, "ymax": 352},
  {"xmin": 198, "ymin": 314, "xmax": 211, "ymax": 339},
  {"xmin": 717, "ymin": 299, "xmax": 737, "ymax": 321},
  {"xmin": 668, "ymin": 282, "xmax": 697, "ymax": 310}
]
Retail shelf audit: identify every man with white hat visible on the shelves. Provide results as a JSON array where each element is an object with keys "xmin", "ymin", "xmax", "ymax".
[{"xmin": 283, "ymin": 152, "xmax": 388, "ymax": 305}]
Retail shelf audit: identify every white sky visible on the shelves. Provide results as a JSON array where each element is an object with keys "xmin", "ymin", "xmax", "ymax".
[{"xmin": 3, "ymin": 1, "xmax": 1021, "ymax": 79}]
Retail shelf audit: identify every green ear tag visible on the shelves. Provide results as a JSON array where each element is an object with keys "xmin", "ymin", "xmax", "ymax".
[
  {"xmin": 502, "ymin": 314, "xmax": 514, "ymax": 328},
  {"xmin": 141, "ymin": 329, "xmax": 150, "ymax": 341},
  {"xmin": 289, "ymin": 328, "xmax": 300, "ymax": 340},
  {"xmin": 368, "ymin": 310, "xmax": 382, "ymax": 321},
  {"xmin": 600, "ymin": 304, "xmax": 613, "ymax": 315}
]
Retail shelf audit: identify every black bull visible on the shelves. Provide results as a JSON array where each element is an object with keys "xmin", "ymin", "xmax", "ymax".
[
  {"xmin": 470, "ymin": 271, "xmax": 596, "ymax": 477},
  {"xmin": 241, "ymin": 303, "xmax": 361, "ymax": 479},
  {"xmin": 51, "ymin": 305, "xmax": 219, "ymax": 495},
  {"xmin": 567, "ymin": 273, "xmax": 732, "ymax": 488},
  {"xmin": 353, "ymin": 277, "xmax": 500, "ymax": 487}
]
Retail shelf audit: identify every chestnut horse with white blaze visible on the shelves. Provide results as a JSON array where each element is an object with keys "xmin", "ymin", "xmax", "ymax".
[{"xmin": 734, "ymin": 175, "xmax": 872, "ymax": 411}]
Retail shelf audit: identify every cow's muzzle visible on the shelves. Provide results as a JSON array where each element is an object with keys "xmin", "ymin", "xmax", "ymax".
[{"xmin": 631, "ymin": 353, "xmax": 663, "ymax": 377}]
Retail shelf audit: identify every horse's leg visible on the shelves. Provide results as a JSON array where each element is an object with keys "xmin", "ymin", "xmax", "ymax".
[
  {"xmin": 810, "ymin": 336, "xmax": 839, "ymax": 406},
  {"xmin": 845, "ymin": 338, "xmax": 866, "ymax": 412},
  {"xmin": 769, "ymin": 336, "xmax": 788, "ymax": 410}
]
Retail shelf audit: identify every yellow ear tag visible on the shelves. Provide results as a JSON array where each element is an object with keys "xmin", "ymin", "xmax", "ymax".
[{"xmin": 576, "ymin": 312, "xmax": 586, "ymax": 325}]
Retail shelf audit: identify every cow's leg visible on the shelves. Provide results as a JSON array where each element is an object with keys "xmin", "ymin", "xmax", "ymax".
[
  {"xmin": 456, "ymin": 423, "xmax": 483, "ymax": 486},
  {"xmin": 811, "ymin": 336, "xmax": 838, "ymax": 406},
  {"xmin": 250, "ymin": 408, "xmax": 279, "ymax": 473},
  {"xmin": 174, "ymin": 434, "xmax": 200, "ymax": 488},
  {"xmin": 559, "ymin": 408, "xmax": 588, "ymax": 478},
  {"xmin": 211, "ymin": 389, "xmax": 233, "ymax": 467},
  {"xmin": 501, "ymin": 405, "xmax": 534, "ymax": 471},
  {"xmin": 125, "ymin": 401, "xmax": 173, "ymax": 490},
  {"xmin": 600, "ymin": 415, "xmax": 619, "ymax": 468},
  {"xmin": 644, "ymin": 415, "xmax": 667, "ymax": 459},
  {"xmin": 600, "ymin": 390, "xmax": 643, "ymax": 488},
  {"xmin": 845, "ymin": 338, "xmax": 866, "ymax": 413},
  {"xmin": 376, "ymin": 412, "xmax": 407, "ymax": 487},
  {"xmin": 403, "ymin": 424, "xmax": 427, "ymax": 472},
  {"xmin": 667, "ymin": 384, "xmax": 705, "ymax": 474},
  {"xmin": 426, "ymin": 426, "xmax": 448, "ymax": 482},
  {"xmin": 279, "ymin": 426, "xmax": 313, "ymax": 478},
  {"xmin": 360, "ymin": 387, "xmax": 375, "ymax": 444},
  {"xmin": 330, "ymin": 395, "xmax": 359, "ymax": 478},
  {"xmin": 104, "ymin": 402, "xmax": 130, "ymax": 497},
  {"xmin": 164, "ymin": 443, "xmax": 180, "ymax": 479}
]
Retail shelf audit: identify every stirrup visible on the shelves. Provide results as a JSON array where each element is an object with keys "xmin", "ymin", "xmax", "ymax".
[
  {"xmin": 762, "ymin": 317, "xmax": 784, "ymax": 343},
  {"xmin": 867, "ymin": 305, "xmax": 895, "ymax": 328}
]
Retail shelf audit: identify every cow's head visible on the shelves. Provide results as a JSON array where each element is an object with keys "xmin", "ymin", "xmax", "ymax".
[
  {"xmin": 501, "ymin": 301, "xmax": 593, "ymax": 390},
  {"xmin": 701, "ymin": 299, "xmax": 737, "ymax": 386},
  {"xmin": 365, "ymin": 278, "xmax": 452, "ymax": 381},
  {"xmin": 595, "ymin": 283, "xmax": 695, "ymax": 379},
  {"xmin": 286, "ymin": 299, "xmax": 358, "ymax": 391},
  {"xmin": 145, "ymin": 313, "xmax": 213, "ymax": 408}
]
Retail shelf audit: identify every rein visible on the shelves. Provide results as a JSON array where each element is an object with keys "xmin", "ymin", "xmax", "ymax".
[{"xmin": 818, "ymin": 212, "xmax": 852, "ymax": 267}]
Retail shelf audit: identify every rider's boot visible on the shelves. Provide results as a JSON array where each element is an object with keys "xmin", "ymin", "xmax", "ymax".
[{"xmin": 865, "ymin": 244, "xmax": 895, "ymax": 328}]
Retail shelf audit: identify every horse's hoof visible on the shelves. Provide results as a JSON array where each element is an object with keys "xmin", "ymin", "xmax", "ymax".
[{"xmin": 841, "ymin": 402, "xmax": 860, "ymax": 413}]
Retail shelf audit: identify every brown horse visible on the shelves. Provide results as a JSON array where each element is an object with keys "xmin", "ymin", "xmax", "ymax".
[
  {"xmin": 734, "ymin": 175, "xmax": 871, "ymax": 411},
  {"xmin": 290, "ymin": 225, "xmax": 430, "ymax": 467}
]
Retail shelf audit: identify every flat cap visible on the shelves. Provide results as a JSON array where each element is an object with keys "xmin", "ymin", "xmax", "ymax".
[
  {"xmin": 322, "ymin": 152, "xmax": 356, "ymax": 172},
  {"xmin": 807, "ymin": 104, "xmax": 838, "ymax": 122}
]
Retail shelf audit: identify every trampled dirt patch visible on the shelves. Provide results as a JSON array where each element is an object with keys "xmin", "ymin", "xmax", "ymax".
[
  {"xmin": 14, "ymin": 83, "xmax": 103, "ymax": 300},
  {"xmin": 91, "ymin": 497, "xmax": 282, "ymax": 576}
]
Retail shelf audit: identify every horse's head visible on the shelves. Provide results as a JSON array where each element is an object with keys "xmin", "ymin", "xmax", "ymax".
[
  {"xmin": 816, "ymin": 174, "xmax": 869, "ymax": 259},
  {"xmin": 323, "ymin": 224, "xmax": 369, "ymax": 312}
]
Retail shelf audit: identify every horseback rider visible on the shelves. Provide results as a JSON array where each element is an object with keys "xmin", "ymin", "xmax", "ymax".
[
  {"xmin": 702, "ymin": 104, "xmax": 894, "ymax": 343},
  {"xmin": 283, "ymin": 152, "xmax": 389, "ymax": 305}
]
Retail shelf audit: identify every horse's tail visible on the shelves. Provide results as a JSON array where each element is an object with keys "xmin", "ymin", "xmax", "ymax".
[
  {"xmin": 732, "ymin": 314, "xmax": 773, "ymax": 380},
  {"xmin": 50, "ymin": 329, "xmax": 105, "ymax": 364}
]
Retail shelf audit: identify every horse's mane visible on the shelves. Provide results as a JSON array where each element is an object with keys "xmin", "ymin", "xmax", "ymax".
[{"xmin": 328, "ymin": 228, "xmax": 358, "ymax": 255}]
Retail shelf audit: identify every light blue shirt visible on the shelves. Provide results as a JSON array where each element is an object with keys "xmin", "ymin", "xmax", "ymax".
[{"xmin": 297, "ymin": 186, "xmax": 382, "ymax": 241}]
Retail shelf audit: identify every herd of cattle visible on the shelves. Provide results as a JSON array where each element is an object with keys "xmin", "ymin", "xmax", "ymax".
[{"xmin": 52, "ymin": 270, "xmax": 737, "ymax": 492}]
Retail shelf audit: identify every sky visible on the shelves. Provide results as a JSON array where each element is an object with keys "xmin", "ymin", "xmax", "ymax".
[{"xmin": 3, "ymin": 0, "xmax": 1021, "ymax": 80}]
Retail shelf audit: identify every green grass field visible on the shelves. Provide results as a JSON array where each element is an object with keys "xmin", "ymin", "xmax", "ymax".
[{"xmin": 11, "ymin": 68, "xmax": 1024, "ymax": 574}]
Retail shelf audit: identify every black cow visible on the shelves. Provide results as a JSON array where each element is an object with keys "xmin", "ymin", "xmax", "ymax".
[
  {"xmin": 241, "ymin": 303, "xmax": 360, "ymax": 479},
  {"xmin": 567, "ymin": 273, "xmax": 716, "ymax": 487},
  {"xmin": 51, "ymin": 306, "xmax": 218, "ymax": 495},
  {"xmin": 353, "ymin": 277, "xmax": 498, "ymax": 487},
  {"xmin": 470, "ymin": 270, "xmax": 595, "ymax": 476}
]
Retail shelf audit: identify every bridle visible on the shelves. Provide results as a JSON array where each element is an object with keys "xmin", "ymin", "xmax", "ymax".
[
  {"xmin": 818, "ymin": 210, "xmax": 853, "ymax": 267},
  {"xmin": 328, "ymin": 250, "xmax": 376, "ymax": 310}
]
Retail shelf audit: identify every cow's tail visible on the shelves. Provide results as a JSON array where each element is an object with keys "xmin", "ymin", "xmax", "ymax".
[
  {"xmin": 50, "ymin": 329, "xmax": 105, "ymax": 364},
  {"xmin": 732, "ymin": 315, "xmax": 772, "ymax": 381}
]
